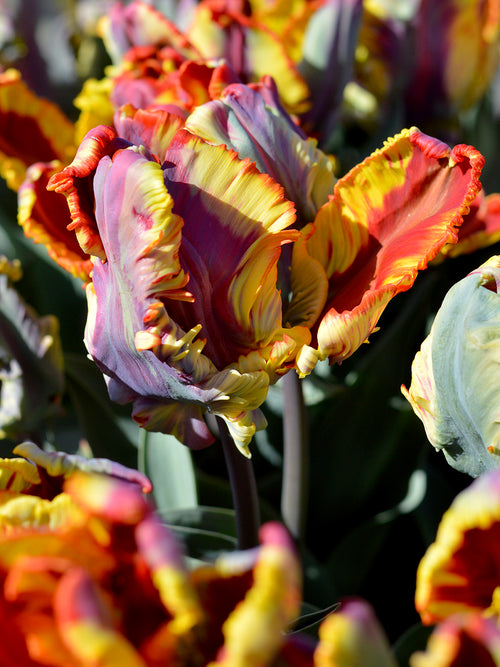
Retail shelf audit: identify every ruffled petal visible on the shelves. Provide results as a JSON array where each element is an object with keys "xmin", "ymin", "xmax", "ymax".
[
  {"xmin": 437, "ymin": 190, "xmax": 500, "ymax": 261},
  {"xmin": 47, "ymin": 125, "xmax": 125, "ymax": 261},
  {"xmin": 18, "ymin": 161, "xmax": 92, "ymax": 281},
  {"xmin": 293, "ymin": 128, "xmax": 484, "ymax": 368},
  {"xmin": 185, "ymin": 80, "xmax": 335, "ymax": 224}
]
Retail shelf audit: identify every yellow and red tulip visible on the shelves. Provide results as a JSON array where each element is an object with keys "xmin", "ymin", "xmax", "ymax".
[
  {"xmin": 45, "ymin": 83, "xmax": 484, "ymax": 452},
  {"xmin": 416, "ymin": 466, "xmax": 500, "ymax": 625},
  {"xmin": 0, "ymin": 442, "xmax": 305, "ymax": 666},
  {"xmin": 48, "ymin": 106, "xmax": 311, "ymax": 454}
]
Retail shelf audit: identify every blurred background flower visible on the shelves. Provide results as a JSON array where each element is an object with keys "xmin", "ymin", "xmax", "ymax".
[{"xmin": 0, "ymin": 257, "xmax": 64, "ymax": 444}]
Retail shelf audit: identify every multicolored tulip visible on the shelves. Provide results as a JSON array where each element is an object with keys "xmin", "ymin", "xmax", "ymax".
[
  {"xmin": 187, "ymin": 82, "xmax": 484, "ymax": 371},
  {"xmin": 46, "ymin": 92, "xmax": 485, "ymax": 453},
  {"xmin": 0, "ymin": 442, "xmax": 306, "ymax": 666},
  {"xmin": 354, "ymin": 0, "xmax": 500, "ymax": 130},
  {"xmin": 402, "ymin": 256, "xmax": 500, "ymax": 477},
  {"xmin": 97, "ymin": 0, "xmax": 311, "ymax": 115},
  {"xmin": 0, "ymin": 68, "xmax": 98, "ymax": 280},
  {"xmin": 48, "ymin": 105, "xmax": 311, "ymax": 453},
  {"xmin": 415, "ymin": 466, "xmax": 500, "ymax": 625}
]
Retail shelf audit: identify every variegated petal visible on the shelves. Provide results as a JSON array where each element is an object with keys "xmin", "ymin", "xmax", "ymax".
[{"xmin": 293, "ymin": 128, "xmax": 483, "ymax": 368}]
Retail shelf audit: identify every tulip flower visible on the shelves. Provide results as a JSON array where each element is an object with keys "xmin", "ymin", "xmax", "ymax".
[
  {"xmin": 0, "ymin": 442, "xmax": 305, "ymax": 666},
  {"xmin": 0, "ymin": 68, "xmax": 102, "ymax": 281},
  {"xmin": 48, "ymin": 106, "xmax": 311, "ymax": 454},
  {"xmin": 47, "ymin": 91, "xmax": 485, "ymax": 455},
  {"xmin": 415, "ymin": 466, "xmax": 500, "ymax": 628},
  {"xmin": 354, "ymin": 0, "xmax": 500, "ymax": 131},
  {"xmin": 402, "ymin": 256, "xmax": 500, "ymax": 477},
  {"xmin": 186, "ymin": 80, "xmax": 485, "ymax": 373},
  {"xmin": 97, "ymin": 0, "xmax": 310, "ymax": 115}
]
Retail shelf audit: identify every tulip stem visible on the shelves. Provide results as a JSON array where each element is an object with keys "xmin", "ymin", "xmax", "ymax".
[
  {"xmin": 217, "ymin": 417, "xmax": 260, "ymax": 550},
  {"xmin": 281, "ymin": 370, "xmax": 308, "ymax": 543},
  {"xmin": 137, "ymin": 427, "xmax": 148, "ymax": 475}
]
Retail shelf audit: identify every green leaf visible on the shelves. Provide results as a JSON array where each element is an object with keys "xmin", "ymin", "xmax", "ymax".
[
  {"xmin": 392, "ymin": 622, "xmax": 433, "ymax": 665},
  {"xmin": 64, "ymin": 352, "xmax": 137, "ymax": 467},
  {"xmin": 140, "ymin": 431, "xmax": 198, "ymax": 512}
]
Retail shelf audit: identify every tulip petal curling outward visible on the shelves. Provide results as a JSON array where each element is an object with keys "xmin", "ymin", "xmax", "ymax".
[
  {"xmin": 292, "ymin": 128, "xmax": 484, "ymax": 374},
  {"xmin": 415, "ymin": 466, "xmax": 500, "ymax": 627},
  {"xmin": 49, "ymin": 111, "xmax": 311, "ymax": 454},
  {"xmin": 402, "ymin": 256, "xmax": 500, "ymax": 477}
]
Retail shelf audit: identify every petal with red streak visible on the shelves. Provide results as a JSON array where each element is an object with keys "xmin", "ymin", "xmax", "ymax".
[{"xmin": 293, "ymin": 128, "xmax": 484, "ymax": 371}]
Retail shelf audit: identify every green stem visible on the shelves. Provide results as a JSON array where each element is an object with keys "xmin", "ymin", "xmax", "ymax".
[
  {"xmin": 137, "ymin": 428, "xmax": 148, "ymax": 476},
  {"xmin": 217, "ymin": 416, "xmax": 260, "ymax": 550},
  {"xmin": 281, "ymin": 370, "xmax": 308, "ymax": 542}
]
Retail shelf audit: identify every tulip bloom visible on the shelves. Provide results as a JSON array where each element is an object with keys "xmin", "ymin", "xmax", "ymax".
[
  {"xmin": 187, "ymin": 81, "xmax": 485, "ymax": 373},
  {"xmin": 97, "ymin": 0, "xmax": 310, "ymax": 115},
  {"xmin": 49, "ymin": 106, "xmax": 311, "ymax": 453},
  {"xmin": 0, "ymin": 442, "xmax": 305, "ymax": 666},
  {"xmin": 402, "ymin": 256, "xmax": 500, "ymax": 477},
  {"xmin": 0, "ymin": 68, "xmax": 105, "ymax": 281},
  {"xmin": 48, "ymin": 91, "xmax": 485, "ymax": 453},
  {"xmin": 354, "ymin": 0, "xmax": 500, "ymax": 128},
  {"xmin": 415, "ymin": 466, "xmax": 500, "ymax": 627}
]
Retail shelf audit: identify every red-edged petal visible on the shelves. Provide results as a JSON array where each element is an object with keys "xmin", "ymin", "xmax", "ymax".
[
  {"xmin": 437, "ymin": 190, "xmax": 500, "ymax": 260},
  {"xmin": 293, "ymin": 128, "xmax": 484, "ymax": 371},
  {"xmin": 18, "ymin": 161, "xmax": 92, "ymax": 281},
  {"xmin": 47, "ymin": 125, "xmax": 126, "ymax": 261},
  {"xmin": 416, "ymin": 467, "xmax": 500, "ymax": 625}
]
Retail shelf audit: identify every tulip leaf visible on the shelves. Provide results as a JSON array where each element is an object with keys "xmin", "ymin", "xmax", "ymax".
[
  {"xmin": 392, "ymin": 623, "xmax": 433, "ymax": 665},
  {"xmin": 139, "ymin": 430, "xmax": 198, "ymax": 512},
  {"xmin": 63, "ymin": 352, "xmax": 138, "ymax": 467}
]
